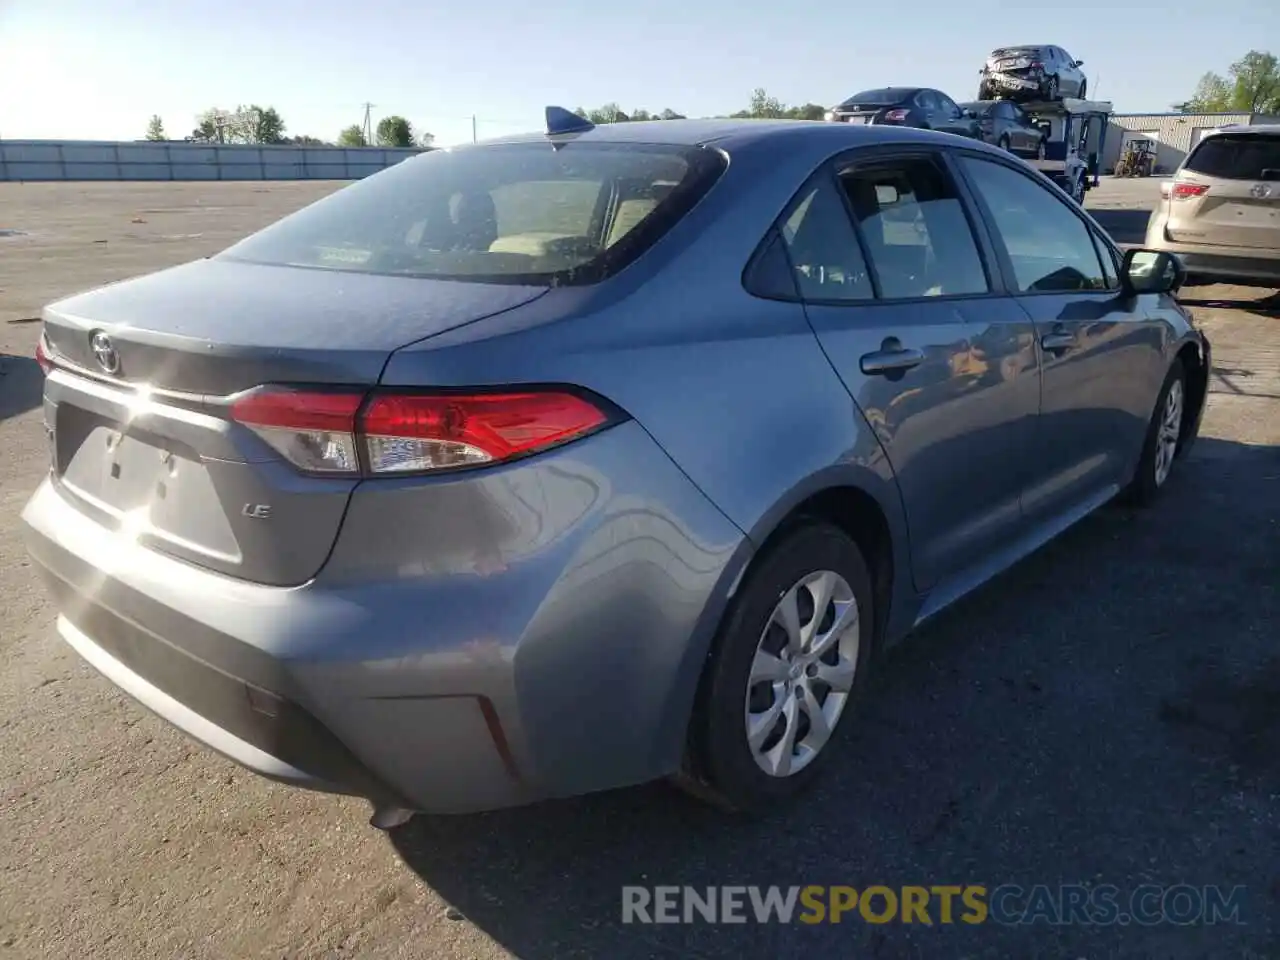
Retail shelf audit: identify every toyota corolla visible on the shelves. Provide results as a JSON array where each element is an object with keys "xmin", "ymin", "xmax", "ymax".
[{"xmin": 24, "ymin": 109, "xmax": 1210, "ymax": 828}]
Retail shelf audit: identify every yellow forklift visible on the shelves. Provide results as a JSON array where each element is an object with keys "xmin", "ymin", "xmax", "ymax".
[{"xmin": 1116, "ymin": 139, "xmax": 1155, "ymax": 177}]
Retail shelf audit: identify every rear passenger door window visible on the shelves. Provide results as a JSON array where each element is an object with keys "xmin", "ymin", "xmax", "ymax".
[
  {"xmin": 956, "ymin": 156, "xmax": 1108, "ymax": 292},
  {"xmin": 837, "ymin": 156, "xmax": 990, "ymax": 299},
  {"xmin": 776, "ymin": 176, "xmax": 875, "ymax": 301}
]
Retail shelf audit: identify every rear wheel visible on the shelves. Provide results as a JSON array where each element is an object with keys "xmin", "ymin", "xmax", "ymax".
[
  {"xmin": 1122, "ymin": 358, "xmax": 1187, "ymax": 506},
  {"xmin": 680, "ymin": 522, "xmax": 875, "ymax": 812}
]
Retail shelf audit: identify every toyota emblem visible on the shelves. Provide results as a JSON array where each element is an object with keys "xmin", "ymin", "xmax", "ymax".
[
  {"xmin": 90, "ymin": 331, "xmax": 120, "ymax": 374},
  {"xmin": 1249, "ymin": 182, "xmax": 1273, "ymax": 199}
]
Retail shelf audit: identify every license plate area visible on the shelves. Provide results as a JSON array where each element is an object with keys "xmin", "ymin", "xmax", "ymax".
[{"xmin": 55, "ymin": 405, "xmax": 241, "ymax": 562}]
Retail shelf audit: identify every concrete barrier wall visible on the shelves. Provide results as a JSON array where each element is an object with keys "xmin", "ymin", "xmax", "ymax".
[{"xmin": 0, "ymin": 140, "xmax": 426, "ymax": 182}]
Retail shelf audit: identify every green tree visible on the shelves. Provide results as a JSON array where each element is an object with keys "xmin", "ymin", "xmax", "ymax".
[
  {"xmin": 144, "ymin": 115, "xmax": 167, "ymax": 141},
  {"xmin": 659, "ymin": 108, "xmax": 686, "ymax": 120},
  {"xmin": 418, "ymin": 131, "xmax": 435, "ymax": 148},
  {"xmin": 290, "ymin": 135, "xmax": 328, "ymax": 145},
  {"xmin": 376, "ymin": 115, "xmax": 415, "ymax": 147},
  {"xmin": 1229, "ymin": 50, "xmax": 1280, "ymax": 113},
  {"xmin": 1178, "ymin": 51, "xmax": 1280, "ymax": 114},
  {"xmin": 1175, "ymin": 72, "xmax": 1232, "ymax": 112},
  {"xmin": 337, "ymin": 125, "xmax": 368, "ymax": 147},
  {"xmin": 583, "ymin": 103, "xmax": 629, "ymax": 124},
  {"xmin": 244, "ymin": 105, "xmax": 287, "ymax": 144}
]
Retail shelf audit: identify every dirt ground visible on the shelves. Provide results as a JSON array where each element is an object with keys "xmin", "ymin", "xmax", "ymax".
[{"xmin": 0, "ymin": 180, "xmax": 1277, "ymax": 960}]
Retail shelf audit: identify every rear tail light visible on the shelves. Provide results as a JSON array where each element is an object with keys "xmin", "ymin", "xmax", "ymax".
[
  {"xmin": 231, "ymin": 387, "xmax": 616, "ymax": 477},
  {"xmin": 1171, "ymin": 182, "xmax": 1209, "ymax": 200},
  {"xmin": 882, "ymin": 109, "xmax": 909, "ymax": 122},
  {"xmin": 35, "ymin": 335, "xmax": 53, "ymax": 375}
]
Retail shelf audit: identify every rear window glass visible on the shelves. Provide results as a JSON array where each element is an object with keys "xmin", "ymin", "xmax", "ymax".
[
  {"xmin": 1184, "ymin": 134, "xmax": 1280, "ymax": 181},
  {"xmin": 219, "ymin": 141, "xmax": 725, "ymax": 285},
  {"xmin": 991, "ymin": 47, "xmax": 1040, "ymax": 58},
  {"xmin": 962, "ymin": 102, "xmax": 997, "ymax": 115},
  {"xmin": 843, "ymin": 89, "xmax": 912, "ymax": 104}
]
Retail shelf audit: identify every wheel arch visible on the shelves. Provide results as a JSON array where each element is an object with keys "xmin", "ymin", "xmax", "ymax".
[
  {"xmin": 653, "ymin": 464, "xmax": 915, "ymax": 776},
  {"xmin": 1174, "ymin": 336, "xmax": 1209, "ymax": 457}
]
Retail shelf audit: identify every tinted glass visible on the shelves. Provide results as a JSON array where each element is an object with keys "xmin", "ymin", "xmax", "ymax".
[
  {"xmin": 937, "ymin": 93, "xmax": 961, "ymax": 116},
  {"xmin": 1092, "ymin": 232, "xmax": 1119, "ymax": 288},
  {"xmin": 220, "ymin": 142, "xmax": 724, "ymax": 285},
  {"xmin": 843, "ymin": 88, "xmax": 914, "ymax": 105},
  {"xmin": 959, "ymin": 157, "xmax": 1108, "ymax": 293},
  {"xmin": 1184, "ymin": 134, "xmax": 1280, "ymax": 180},
  {"xmin": 744, "ymin": 232, "xmax": 801, "ymax": 301},
  {"xmin": 963, "ymin": 102, "xmax": 997, "ymax": 116},
  {"xmin": 777, "ymin": 177, "xmax": 874, "ymax": 301},
  {"xmin": 840, "ymin": 157, "xmax": 989, "ymax": 299}
]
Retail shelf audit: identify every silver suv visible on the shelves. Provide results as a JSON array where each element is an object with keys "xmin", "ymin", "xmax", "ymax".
[{"xmin": 1145, "ymin": 125, "xmax": 1280, "ymax": 287}]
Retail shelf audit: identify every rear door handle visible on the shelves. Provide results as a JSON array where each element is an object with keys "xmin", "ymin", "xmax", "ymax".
[
  {"xmin": 1040, "ymin": 331, "xmax": 1076, "ymax": 352},
  {"xmin": 860, "ymin": 346, "xmax": 926, "ymax": 375}
]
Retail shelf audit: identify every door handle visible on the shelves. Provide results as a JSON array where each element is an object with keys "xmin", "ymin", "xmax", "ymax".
[
  {"xmin": 860, "ymin": 346, "xmax": 926, "ymax": 375},
  {"xmin": 1040, "ymin": 331, "xmax": 1075, "ymax": 352}
]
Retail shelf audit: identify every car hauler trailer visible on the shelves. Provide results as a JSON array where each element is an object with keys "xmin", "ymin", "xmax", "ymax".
[{"xmin": 1022, "ymin": 97, "xmax": 1113, "ymax": 204}]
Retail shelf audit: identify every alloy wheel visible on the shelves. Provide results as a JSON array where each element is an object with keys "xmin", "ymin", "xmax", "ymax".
[
  {"xmin": 745, "ymin": 570, "xmax": 860, "ymax": 778},
  {"xmin": 1154, "ymin": 379, "xmax": 1184, "ymax": 487}
]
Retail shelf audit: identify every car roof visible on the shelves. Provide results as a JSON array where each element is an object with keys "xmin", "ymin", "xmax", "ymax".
[
  {"xmin": 1201, "ymin": 123, "xmax": 1280, "ymax": 139},
  {"xmin": 457, "ymin": 117, "xmax": 979, "ymax": 155}
]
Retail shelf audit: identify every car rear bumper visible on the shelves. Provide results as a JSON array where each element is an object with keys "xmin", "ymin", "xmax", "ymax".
[
  {"xmin": 1145, "ymin": 218, "xmax": 1280, "ymax": 286},
  {"xmin": 22, "ymin": 420, "xmax": 747, "ymax": 815}
]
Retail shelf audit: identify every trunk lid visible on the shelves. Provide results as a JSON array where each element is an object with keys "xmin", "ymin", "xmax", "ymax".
[{"xmin": 41, "ymin": 257, "xmax": 546, "ymax": 586}]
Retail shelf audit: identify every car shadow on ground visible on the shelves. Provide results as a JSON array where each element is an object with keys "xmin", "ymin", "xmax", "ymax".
[
  {"xmin": 1179, "ymin": 290, "xmax": 1280, "ymax": 320},
  {"xmin": 1087, "ymin": 209, "xmax": 1151, "ymax": 246},
  {"xmin": 0, "ymin": 354, "xmax": 43, "ymax": 422},
  {"xmin": 389, "ymin": 436, "xmax": 1279, "ymax": 960}
]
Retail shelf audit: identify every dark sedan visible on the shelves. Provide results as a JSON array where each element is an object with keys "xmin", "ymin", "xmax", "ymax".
[
  {"xmin": 825, "ymin": 87, "xmax": 980, "ymax": 139},
  {"xmin": 959, "ymin": 100, "xmax": 1048, "ymax": 158}
]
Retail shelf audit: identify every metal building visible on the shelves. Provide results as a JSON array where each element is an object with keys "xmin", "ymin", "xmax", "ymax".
[{"xmin": 1102, "ymin": 112, "xmax": 1280, "ymax": 175}]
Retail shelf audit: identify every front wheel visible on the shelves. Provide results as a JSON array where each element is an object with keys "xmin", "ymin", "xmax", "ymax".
[
  {"xmin": 1122, "ymin": 358, "xmax": 1187, "ymax": 506},
  {"xmin": 680, "ymin": 522, "xmax": 875, "ymax": 812}
]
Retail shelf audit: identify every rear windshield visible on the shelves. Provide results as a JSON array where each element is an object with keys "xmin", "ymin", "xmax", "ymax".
[
  {"xmin": 961, "ymin": 102, "xmax": 997, "ymax": 115},
  {"xmin": 219, "ymin": 141, "xmax": 726, "ymax": 285},
  {"xmin": 1184, "ymin": 134, "xmax": 1280, "ymax": 181},
  {"xmin": 991, "ymin": 47, "xmax": 1040, "ymax": 58},
  {"xmin": 843, "ymin": 89, "xmax": 914, "ymax": 105}
]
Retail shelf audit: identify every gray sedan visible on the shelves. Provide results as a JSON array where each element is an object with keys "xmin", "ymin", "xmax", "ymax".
[{"xmin": 23, "ymin": 111, "xmax": 1210, "ymax": 827}]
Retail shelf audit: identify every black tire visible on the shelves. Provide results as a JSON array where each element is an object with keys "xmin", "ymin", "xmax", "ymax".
[
  {"xmin": 680, "ymin": 522, "xmax": 876, "ymax": 813},
  {"xmin": 998, "ymin": 134, "xmax": 1011, "ymax": 152},
  {"xmin": 1121, "ymin": 358, "xmax": 1188, "ymax": 507}
]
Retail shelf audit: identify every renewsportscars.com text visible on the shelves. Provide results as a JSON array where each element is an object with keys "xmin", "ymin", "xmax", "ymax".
[{"xmin": 621, "ymin": 884, "xmax": 1247, "ymax": 926}]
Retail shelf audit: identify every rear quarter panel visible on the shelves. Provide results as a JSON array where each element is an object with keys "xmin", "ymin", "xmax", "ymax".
[{"xmin": 377, "ymin": 137, "xmax": 918, "ymax": 769}]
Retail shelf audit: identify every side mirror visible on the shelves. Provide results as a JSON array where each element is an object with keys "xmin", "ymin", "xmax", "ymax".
[
  {"xmin": 1073, "ymin": 59, "xmax": 1084, "ymax": 67},
  {"xmin": 1121, "ymin": 248, "xmax": 1184, "ymax": 296},
  {"xmin": 962, "ymin": 108, "xmax": 977, "ymax": 119}
]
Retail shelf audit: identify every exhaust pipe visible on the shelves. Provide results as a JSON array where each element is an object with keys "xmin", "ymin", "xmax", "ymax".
[{"xmin": 369, "ymin": 805, "xmax": 416, "ymax": 831}]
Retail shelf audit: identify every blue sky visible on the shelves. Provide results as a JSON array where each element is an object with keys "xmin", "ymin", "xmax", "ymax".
[{"xmin": 1, "ymin": 0, "xmax": 1274, "ymax": 147}]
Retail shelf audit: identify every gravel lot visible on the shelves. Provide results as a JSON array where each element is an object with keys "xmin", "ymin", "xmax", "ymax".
[{"xmin": 1, "ymin": 179, "xmax": 1277, "ymax": 960}]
